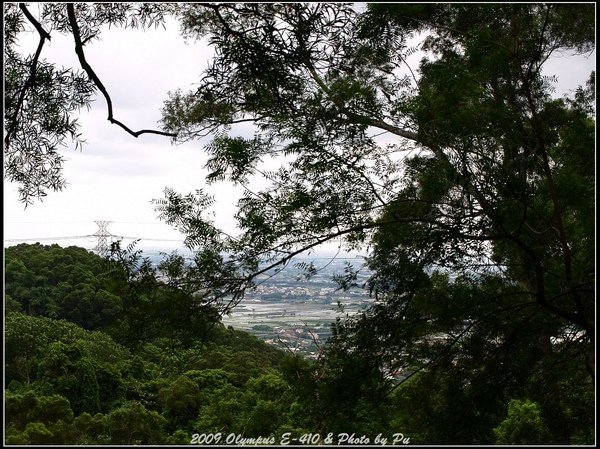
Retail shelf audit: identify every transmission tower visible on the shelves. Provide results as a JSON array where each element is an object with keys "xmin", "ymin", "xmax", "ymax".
[{"xmin": 93, "ymin": 220, "xmax": 112, "ymax": 256}]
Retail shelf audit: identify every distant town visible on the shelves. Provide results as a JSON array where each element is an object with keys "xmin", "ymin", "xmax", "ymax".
[
  {"xmin": 220, "ymin": 255, "xmax": 373, "ymax": 358},
  {"xmin": 141, "ymin": 248, "xmax": 373, "ymax": 358}
]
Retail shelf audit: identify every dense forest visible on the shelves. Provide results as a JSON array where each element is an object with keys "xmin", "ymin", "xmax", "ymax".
[
  {"xmin": 4, "ymin": 2, "xmax": 596, "ymax": 445},
  {"xmin": 5, "ymin": 243, "xmax": 307, "ymax": 444},
  {"xmin": 4, "ymin": 243, "xmax": 595, "ymax": 444}
]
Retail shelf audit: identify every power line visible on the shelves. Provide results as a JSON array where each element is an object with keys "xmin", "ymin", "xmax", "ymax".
[
  {"xmin": 5, "ymin": 234, "xmax": 184, "ymax": 243},
  {"xmin": 5, "ymin": 220, "xmax": 170, "ymax": 225},
  {"xmin": 4, "ymin": 221, "xmax": 92, "ymax": 224},
  {"xmin": 4, "ymin": 235, "xmax": 94, "ymax": 242},
  {"xmin": 5, "ymin": 222, "xmax": 364, "ymax": 258},
  {"xmin": 112, "ymin": 235, "xmax": 183, "ymax": 242}
]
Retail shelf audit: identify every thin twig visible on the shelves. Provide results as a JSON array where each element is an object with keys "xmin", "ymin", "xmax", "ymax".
[{"xmin": 5, "ymin": 4, "xmax": 52, "ymax": 149}]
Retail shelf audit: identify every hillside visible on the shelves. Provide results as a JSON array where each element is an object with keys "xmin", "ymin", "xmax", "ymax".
[
  {"xmin": 4, "ymin": 244, "xmax": 308, "ymax": 444},
  {"xmin": 4, "ymin": 243, "xmax": 594, "ymax": 445}
]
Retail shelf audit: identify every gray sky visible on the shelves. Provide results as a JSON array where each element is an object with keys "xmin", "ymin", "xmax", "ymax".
[
  {"xmin": 3, "ymin": 10, "xmax": 596, "ymax": 253},
  {"xmin": 5, "ymin": 17, "xmax": 223, "ymax": 251}
]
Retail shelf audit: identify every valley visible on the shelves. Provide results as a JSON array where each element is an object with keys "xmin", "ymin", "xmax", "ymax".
[{"xmin": 221, "ymin": 256, "xmax": 373, "ymax": 357}]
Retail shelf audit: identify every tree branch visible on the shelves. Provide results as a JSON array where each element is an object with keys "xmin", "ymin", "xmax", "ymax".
[
  {"xmin": 303, "ymin": 60, "xmax": 420, "ymax": 142},
  {"xmin": 66, "ymin": 4, "xmax": 177, "ymax": 139},
  {"xmin": 19, "ymin": 3, "xmax": 50, "ymax": 40},
  {"xmin": 4, "ymin": 4, "xmax": 51, "ymax": 150},
  {"xmin": 520, "ymin": 62, "xmax": 587, "ymax": 332}
]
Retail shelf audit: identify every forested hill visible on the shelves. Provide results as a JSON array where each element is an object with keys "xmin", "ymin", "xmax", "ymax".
[
  {"xmin": 4, "ymin": 243, "xmax": 595, "ymax": 445},
  {"xmin": 4, "ymin": 3, "xmax": 595, "ymax": 445},
  {"xmin": 4, "ymin": 243, "xmax": 303, "ymax": 444}
]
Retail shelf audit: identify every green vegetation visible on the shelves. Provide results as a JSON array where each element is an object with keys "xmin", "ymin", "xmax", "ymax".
[
  {"xmin": 252, "ymin": 324, "xmax": 273, "ymax": 332},
  {"xmin": 4, "ymin": 3, "xmax": 595, "ymax": 445},
  {"xmin": 5, "ymin": 242, "xmax": 594, "ymax": 444},
  {"xmin": 5, "ymin": 244, "xmax": 303, "ymax": 444}
]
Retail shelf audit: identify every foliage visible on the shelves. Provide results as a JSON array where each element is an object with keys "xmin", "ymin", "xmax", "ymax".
[
  {"xmin": 493, "ymin": 399, "xmax": 549, "ymax": 445},
  {"xmin": 4, "ymin": 311, "xmax": 296, "ymax": 444},
  {"xmin": 167, "ymin": 3, "xmax": 596, "ymax": 444},
  {"xmin": 4, "ymin": 2, "xmax": 596, "ymax": 445},
  {"xmin": 159, "ymin": 4, "xmax": 595, "ymax": 442},
  {"xmin": 3, "ymin": 245, "xmax": 302, "ymax": 444},
  {"xmin": 4, "ymin": 242, "xmax": 221, "ymax": 348},
  {"xmin": 4, "ymin": 2, "xmax": 177, "ymax": 204},
  {"xmin": 5, "ymin": 243, "xmax": 126, "ymax": 329},
  {"xmin": 106, "ymin": 401, "xmax": 167, "ymax": 445}
]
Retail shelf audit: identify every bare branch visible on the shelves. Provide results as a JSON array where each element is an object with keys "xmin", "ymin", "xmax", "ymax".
[
  {"xmin": 19, "ymin": 3, "xmax": 50, "ymax": 40},
  {"xmin": 66, "ymin": 4, "xmax": 177, "ymax": 139}
]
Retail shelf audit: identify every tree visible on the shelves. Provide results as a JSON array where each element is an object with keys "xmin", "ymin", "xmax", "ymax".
[
  {"xmin": 106, "ymin": 401, "xmax": 167, "ymax": 445},
  {"xmin": 36, "ymin": 341, "xmax": 101, "ymax": 414},
  {"xmin": 157, "ymin": 375, "xmax": 202, "ymax": 430},
  {"xmin": 5, "ymin": 391, "xmax": 74, "ymax": 431},
  {"xmin": 5, "ymin": 3, "xmax": 595, "ymax": 443},
  {"xmin": 493, "ymin": 399, "xmax": 549, "ymax": 445},
  {"xmin": 161, "ymin": 3, "xmax": 595, "ymax": 443},
  {"xmin": 105, "ymin": 241, "xmax": 222, "ymax": 346},
  {"xmin": 4, "ymin": 243, "xmax": 125, "ymax": 329},
  {"xmin": 4, "ymin": 2, "xmax": 176, "ymax": 204},
  {"xmin": 4, "ymin": 242, "xmax": 221, "ymax": 347}
]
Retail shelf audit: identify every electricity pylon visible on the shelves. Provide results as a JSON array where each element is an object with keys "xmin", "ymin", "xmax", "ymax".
[{"xmin": 93, "ymin": 220, "xmax": 112, "ymax": 256}]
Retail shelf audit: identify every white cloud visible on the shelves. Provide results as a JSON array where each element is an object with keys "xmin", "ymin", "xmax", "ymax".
[
  {"xmin": 543, "ymin": 49, "xmax": 596, "ymax": 98},
  {"xmin": 4, "ymin": 16, "xmax": 220, "ymax": 250},
  {"xmin": 4, "ymin": 9, "xmax": 596, "ymax": 255}
]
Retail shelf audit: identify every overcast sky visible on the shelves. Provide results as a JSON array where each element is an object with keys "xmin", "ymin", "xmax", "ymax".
[
  {"xmin": 3, "ymin": 8, "xmax": 596, "ymax": 254},
  {"xmin": 5, "ymin": 16, "xmax": 222, "ymax": 251}
]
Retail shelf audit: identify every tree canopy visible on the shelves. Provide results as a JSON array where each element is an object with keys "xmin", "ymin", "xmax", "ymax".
[
  {"xmin": 4, "ymin": 3, "xmax": 596, "ymax": 444},
  {"xmin": 5, "ymin": 244, "xmax": 304, "ymax": 444}
]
